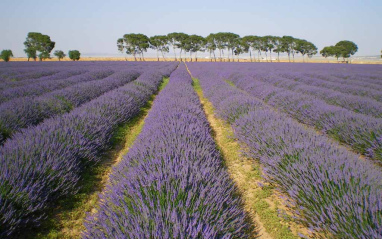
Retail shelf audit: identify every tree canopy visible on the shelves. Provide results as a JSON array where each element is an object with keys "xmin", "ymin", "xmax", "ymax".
[
  {"xmin": 54, "ymin": 50, "xmax": 66, "ymax": 61},
  {"xmin": 116, "ymin": 32, "xmax": 323, "ymax": 62},
  {"xmin": 320, "ymin": 40, "xmax": 358, "ymax": 61},
  {"xmin": 68, "ymin": 50, "xmax": 81, "ymax": 61},
  {"xmin": 0, "ymin": 50, "xmax": 13, "ymax": 62},
  {"xmin": 24, "ymin": 32, "xmax": 55, "ymax": 61},
  {"xmin": 118, "ymin": 33, "xmax": 150, "ymax": 61}
]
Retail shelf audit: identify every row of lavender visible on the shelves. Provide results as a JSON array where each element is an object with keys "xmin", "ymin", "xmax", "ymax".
[
  {"xmin": 0, "ymin": 63, "xmax": 170, "ymax": 144},
  {"xmin": 225, "ymin": 65, "xmax": 382, "ymax": 162},
  {"xmin": 188, "ymin": 62, "xmax": 382, "ymax": 238},
  {"xmin": 83, "ymin": 64, "xmax": 253, "ymax": 238},
  {"xmin": 0, "ymin": 69, "xmax": 88, "ymax": 103},
  {"xmin": 0, "ymin": 62, "xmax": 113, "ymax": 83},
  {"xmin": 0, "ymin": 69, "xmax": 132, "ymax": 143},
  {"xmin": 0, "ymin": 62, "xmax": 177, "ymax": 237},
  {"xmin": 243, "ymin": 70, "xmax": 382, "ymax": 118}
]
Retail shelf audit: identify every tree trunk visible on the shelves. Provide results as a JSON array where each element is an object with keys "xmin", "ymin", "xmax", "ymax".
[
  {"xmin": 250, "ymin": 50, "xmax": 252, "ymax": 62},
  {"xmin": 173, "ymin": 46, "xmax": 177, "ymax": 61},
  {"xmin": 219, "ymin": 49, "xmax": 222, "ymax": 62},
  {"xmin": 270, "ymin": 50, "xmax": 272, "ymax": 62},
  {"xmin": 277, "ymin": 52, "xmax": 280, "ymax": 62},
  {"xmin": 258, "ymin": 50, "xmax": 261, "ymax": 62},
  {"xmin": 288, "ymin": 52, "xmax": 291, "ymax": 62},
  {"xmin": 157, "ymin": 50, "xmax": 159, "ymax": 62},
  {"xmin": 213, "ymin": 51, "xmax": 216, "ymax": 62},
  {"xmin": 180, "ymin": 49, "xmax": 182, "ymax": 62},
  {"xmin": 161, "ymin": 51, "xmax": 166, "ymax": 61}
]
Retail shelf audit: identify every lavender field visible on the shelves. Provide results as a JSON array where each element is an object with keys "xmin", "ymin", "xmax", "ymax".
[{"xmin": 0, "ymin": 61, "xmax": 381, "ymax": 238}]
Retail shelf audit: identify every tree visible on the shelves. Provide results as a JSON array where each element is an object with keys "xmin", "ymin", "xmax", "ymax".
[
  {"xmin": 24, "ymin": 48, "xmax": 37, "ymax": 61},
  {"xmin": 259, "ymin": 36, "xmax": 270, "ymax": 62},
  {"xmin": 242, "ymin": 35, "xmax": 256, "ymax": 62},
  {"xmin": 281, "ymin": 36, "xmax": 295, "ymax": 62},
  {"xmin": 117, "ymin": 33, "xmax": 149, "ymax": 61},
  {"xmin": 233, "ymin": 38, "xmax": 248, "ymax": 62},
  {"xmin": 320, "ymin": 46, "xmax": 333, "ymax": 58},
  {"xmin": 68, "ymin": 50, "xmax": 81, "ymax": 61},
  {"xmin": 223, "ymin": 33, "xmax": 240, "ymax": 62},
  {"xmin": 272, "ymin": 37, "xmax": 283, "ymax": 62},
  {"xmin": 206, "ymin": 34, "xmax": 217, "ymax": 62},
  {"xmin": 176, "ymin": 33, "xmax": 190, "ymax": 61},
  {"xmin": 167, "ymin": 32, "xmax": 189, "ymax": 61},
  {"xmin": 54, "ymin": 50, "xmax": 66, "ymax": 61},
  {"xmin": 38, "ymin": 51, "xmax": 51, "ymax": 61},
  {"xmin": 296, "ymin": 39, "xmax": 317, "ymax": 62},
  {"xmin": 213, "ymin": 33, "xmax": 228, "ymax": 61},
  {"xmin": 0, "ymin": 50, "xmax": 13, "ymax": 62},
  {"xmin": 24, "ymin": 32, "xmax": 55, "ymax": 61},
  {"xmin": 335, "ymin": 40, "xmax": 358, "ymax": 60},
  {"xmin": 185, "ymin": 35, "xmax": 205, "ymax": 62},
  {"xmin": 320, "ymin": 46, "xmax": 335, "ymax": 62},
  {"xmin": 149, "ymin": 35, "xmax": 169, "ymax": 61},
  {"xmin": 251, "ymin": 36, "xmax": 263, "ymax": 62}
]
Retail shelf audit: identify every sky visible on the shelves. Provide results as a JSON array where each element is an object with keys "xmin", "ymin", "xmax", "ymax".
[{"xmin": 0, "ymin": 0, "xmax": 381, "ymax": 57}]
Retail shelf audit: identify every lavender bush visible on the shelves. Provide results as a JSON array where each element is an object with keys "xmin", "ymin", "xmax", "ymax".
[
  {"xmin": 0, "ymin": 62, "xmax": 177, "ymax": 237},
  {"xmin": 188, "ymin": 62, "xmax": 382, "ymax": 239},
  {"xmin": 0, "ymin": 69, "xmax": 87, "ymax": 103},
  {"xmin": 0, "ymin": 70, "xmax": 133, "ymax": 143},
  {"xmin": 227, "ymin": 72, "xmax": 382, "ymax": 162},
  {"xmin": 83, "ymin": 64, "xmax": 253, "ymax": 239}
]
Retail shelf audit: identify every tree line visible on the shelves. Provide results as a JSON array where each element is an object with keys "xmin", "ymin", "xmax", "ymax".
[
  {"xmin": 1, "ymin": 32, "xmax": 360, "ymax": 63},
  {"xmin": 118, "ymin": 33, "xmax": 319, "ymax": 62},
  {"xmin": 320, "ymin": 41, "xmax": 358, "ymax": 62},
  {"xmin": 22, "ymin": 32, "xmax": 81, "ymax": 61}
]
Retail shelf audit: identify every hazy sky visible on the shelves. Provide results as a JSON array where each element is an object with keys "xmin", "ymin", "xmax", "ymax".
[{"xmin": 1, "ymin": 0, "xmax": 381, "ymax": 57}]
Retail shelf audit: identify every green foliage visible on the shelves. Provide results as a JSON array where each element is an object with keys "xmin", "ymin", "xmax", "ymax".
[
  {"xmin": 24, "ymin": 48, "xmax": 37, "ymax": 61},
  {"xmin": 320, "ymin": 40, "xmax": 358, "ymax": 61},
  {"xmin": 149, "ymin": 35, "xmax": 169, "ymax": 61},
  {"xmin": 68, "ymin": 50, "xmax": 81, "ymax": 61},
  {"xmin": 117, "ymin": 33, "xmax": 150, "ymax": 61},
  {"xmin": 24, "ymin": 32, "xmax": 55, "ymax": 61},
  {"xmin": 295, "ymin": 39, "xmax": 318, "ymax": 60},
  {"xmin": 335, "ymin": 40, "xmax": 358, "ymax": 58},
  {"xmin": 0, "ymin": 49, "xmax": 13, "ymax": 62},
  {"xmin": 38, "ymin": 51, "xmax": 51, "ymax": 61},
  {"xmin": 54, "ymin": 50, "xmax": 66, "ymax": 61},
  {"xmin": 185, "ymin": 35, "xmax": 206, "ymax": 61},
  {"xmin": 205, "ymin": 34, "xmax": 217, "ymax": 61},
  {"xmin": 320, "ymin": 46, "xmax": 335, "ymax": 58}
]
